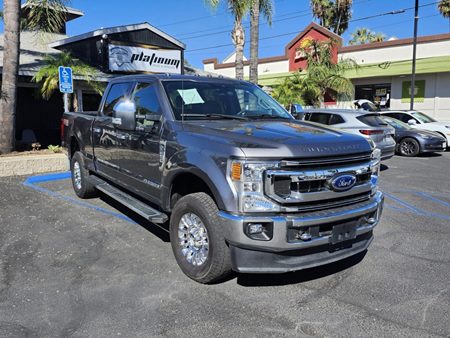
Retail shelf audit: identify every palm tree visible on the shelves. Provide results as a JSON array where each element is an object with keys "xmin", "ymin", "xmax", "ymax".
[
  {"xmin": 207, "ymin": 0, "xmax": 250, "ymax": 80},
  {"xmin": 0, "ymin": 0, "xmax": 70, "ymax": 154},
  {"xmin": 310, "ymin": 0, "xmax": 353, "ymax": 35},
  {"xmin": 438, "ymin": 0, "xmax": 450, "ymax": 31},
  {"xmin": 249, "ymin": 0, "xmax": 273, "ymax": 84},
  {"xmin": 0, "ymin": 0, "xmax": 21, "ymax": 154},
  {"xmin": 33, "ymin": 52, "xmax": 104, "ymax": 111},
  {"xmin": 349, "ymin": 28, "xmax": 385, "ymax": 45},
  {"xmin": 272, "ymin": 73, "xmax": 304, "ymax": 107},
  {"xmin": 297, "ymin": 39, "xmax": 357, "ymax": 106}
]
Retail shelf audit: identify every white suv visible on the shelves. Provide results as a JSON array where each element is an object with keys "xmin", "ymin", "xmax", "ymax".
[{"xmin": 381, "ymin": 111, "xmax": 450, "ymax": 148}]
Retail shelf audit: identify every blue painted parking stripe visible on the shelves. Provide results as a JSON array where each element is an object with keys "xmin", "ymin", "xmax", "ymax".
[
  {"xmin": 24, "ymin": 171, "xmax": 71, "ymax": 184},
  {"xmin": 384, "ymin": 192, "xmax": 427, "ymax": 215},
  {"xmin": 23, "ymin": 172, "xmax": 136, "ymax": 225},
  {"xmin": 414, "ymin": 192, "xmax": 450, "ymax": 209},
  {"xmin": 384, "ymin": 191, "xmax": 450, "ymax": 221}
]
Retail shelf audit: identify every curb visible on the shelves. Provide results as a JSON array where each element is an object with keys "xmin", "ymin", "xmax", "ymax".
[{"xmin": 0, "ymin": 153, "xmax": 69, "ymax": 177}]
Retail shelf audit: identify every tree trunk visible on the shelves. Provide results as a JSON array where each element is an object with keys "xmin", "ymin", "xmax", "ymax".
[
  {"xmin": 249, "ymin": 0, "xmax": 260, "ymax": 84},
  {"xmin": 0, "ymin": 0, "xmax": 21, "ymax": 154},
  {"xmin": 232, "ymin": 20, "xmax": 245, "ymax": 80}
]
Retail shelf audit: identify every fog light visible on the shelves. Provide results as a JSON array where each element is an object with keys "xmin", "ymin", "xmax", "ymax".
[
  {"xmin": 300, "ymin": 231, "xmax": 312, "ymax": 241},
  {"xmin": 244, "ymin": 222, "xmax": 273, "ymax": 241},
  {"xmin": 248, "ymin": 223, "xmax": 263, "ymax": 234}
]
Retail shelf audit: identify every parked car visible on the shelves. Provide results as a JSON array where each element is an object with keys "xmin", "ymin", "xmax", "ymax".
[
  {"xmin": 381, "ymin": 111, "xmax": 450, "ymax": 148},
  {"xmin": 354, "ymin": 99, "xmax": 381, "ymax": 112},
  {"xmin": 381, "ymin": 116, "xmax": 446, "ymax": 156},
  {"xmin": 62, "ymin": 75, "xmax": 384, "ymax": 283},
  {"xmin": 302, "ymin": 109, "xmax": 396, "ymax": 160}
]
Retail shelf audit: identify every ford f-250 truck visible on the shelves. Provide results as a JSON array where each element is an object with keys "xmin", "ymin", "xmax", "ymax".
[{"xmin": 62, "ymin": 74, "xmax": 384, "ymax": 284}]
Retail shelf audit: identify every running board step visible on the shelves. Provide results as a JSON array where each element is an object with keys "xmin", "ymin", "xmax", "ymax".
[{"xmin": 87, "ymin": 175, "xmax": 168, "ymax": 224}]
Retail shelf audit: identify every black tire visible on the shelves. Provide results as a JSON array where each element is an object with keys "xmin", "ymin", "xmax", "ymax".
[
  {"xmin": 399, "ymin": 137, "xmax": 420, "ymax": 157},
  {"xmin": 170, "ymin": 192, "xmax": 232, "ymax": 284},
  {"xmin": 70, "ymin": 151, "xmax": 98, "ymax": 199}
]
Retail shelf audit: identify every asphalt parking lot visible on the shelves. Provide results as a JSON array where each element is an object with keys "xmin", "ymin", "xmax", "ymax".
[{"xmin": 0, "ymin": 153, "xmax": 449, "ymax": 337}]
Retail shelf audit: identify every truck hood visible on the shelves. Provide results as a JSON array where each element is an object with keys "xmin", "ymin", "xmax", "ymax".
[{"xmin": 182, "ymin": 119, "xmax": 372, "ymax": 158}]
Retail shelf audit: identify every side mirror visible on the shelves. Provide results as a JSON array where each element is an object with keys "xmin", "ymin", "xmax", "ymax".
[
  {"xmin": 290, "ymin": 104, "xmax": 303, "ymax": 119},
  {"xmin": 407, "ymin": 119, "xmax": 417, "ymax": 126},
  {"xmin": 112, "ymin": 100, "xmax": 136, "ymax": 131}
]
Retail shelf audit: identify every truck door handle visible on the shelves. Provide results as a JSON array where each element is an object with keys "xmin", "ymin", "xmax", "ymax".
[{"xmin": 93, "ymin": 127, "xmax": 102, "ymax": 134}]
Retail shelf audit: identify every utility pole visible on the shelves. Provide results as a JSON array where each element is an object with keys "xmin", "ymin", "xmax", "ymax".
[{"xmin": 410, "ymin": 0, "xmax": 419, "ymax": 111}]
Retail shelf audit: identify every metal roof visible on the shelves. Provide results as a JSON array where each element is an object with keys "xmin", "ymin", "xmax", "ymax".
[{"xmin": 49, "ymin": 22, "xmax": 186, "ymax": 50}]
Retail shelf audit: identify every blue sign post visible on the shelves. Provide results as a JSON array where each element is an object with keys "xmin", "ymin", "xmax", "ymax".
[
  {"xmin": 59, "ymin": 66, "xmax": 73, "ymax": 112},
  {"xmin": 58, "ymin": 66, "xmax": 73, "ymax": 94}
]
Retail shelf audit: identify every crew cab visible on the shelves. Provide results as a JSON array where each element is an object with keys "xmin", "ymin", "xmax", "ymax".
[{"xmin": 62, "ymin": 74, "xmax": 384, "ymax": 283}]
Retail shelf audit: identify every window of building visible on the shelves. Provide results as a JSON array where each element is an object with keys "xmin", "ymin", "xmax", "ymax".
[
  {"xmin": 82, "ymin": 92, "xmax": 102, "ymax": 112},
  {"xmin": 103, "ymin": 82, "xmax": 132, "ymax": 116}
]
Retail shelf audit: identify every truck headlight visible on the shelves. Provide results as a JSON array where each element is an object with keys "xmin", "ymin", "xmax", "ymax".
[
  {"xmin": 370, "ymin": 148, "xmax": 381, "ymax": 191},
  {"xmin": 230, "ymin": 160, "xmax": 281, "ymax": 212}
]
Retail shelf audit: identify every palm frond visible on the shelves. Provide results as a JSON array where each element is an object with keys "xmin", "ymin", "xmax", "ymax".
[
  {"xmin": 257, "ymin": 0, "xmax": 274, "ymax": 25},
  {"xmin": 32, "ymin": 52, "xmax": 104, "ymax": 100},
  {"xmin": 24, "ymin": 0, "xmax": 69, "ymax": 33}
]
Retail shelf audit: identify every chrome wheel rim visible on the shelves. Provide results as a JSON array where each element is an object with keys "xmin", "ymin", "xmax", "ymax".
[
  {"xmin": 401, "ymin": 140, "xmax": 417, "ymax": 155},
  {"xmin": 178, "ymin": 213, "xmax": 209, "ymax": 266},
  {"xmin": 73, "ymin": 161, "xmax": 82, "ymax": 190}
]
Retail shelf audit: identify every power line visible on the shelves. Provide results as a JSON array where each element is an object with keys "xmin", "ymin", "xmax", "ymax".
[
  {"xmin": 177, "ymin": 0, "xmax": 372, "ymax": 40},
  {"xmin": 185, "ymin": 1, "xmax": 440, "ymax": 53}
]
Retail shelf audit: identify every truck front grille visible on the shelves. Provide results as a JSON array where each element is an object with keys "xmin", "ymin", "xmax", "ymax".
[{"xmin": 265, "ymin": 153, "xmax": 373, "ymax": 212}]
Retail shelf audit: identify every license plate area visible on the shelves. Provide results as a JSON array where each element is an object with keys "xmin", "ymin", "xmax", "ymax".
[{"xmin": 331, "ymin": 222, "xmax": 357, "ymax": 244}]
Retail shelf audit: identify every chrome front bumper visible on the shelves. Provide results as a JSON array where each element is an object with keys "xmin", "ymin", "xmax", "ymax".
[{"xmin": 218, "ymin": 191, "xmax": 384, "ymax": 273}]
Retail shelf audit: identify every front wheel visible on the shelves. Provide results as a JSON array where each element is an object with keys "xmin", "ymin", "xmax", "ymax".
[
  {"xmin": 399, "ymin": 138, "xmax": 420, "ymax": 157},
  {"xmin": 170, "ymin": 192, "xmax": 232, "ymax": 284}
]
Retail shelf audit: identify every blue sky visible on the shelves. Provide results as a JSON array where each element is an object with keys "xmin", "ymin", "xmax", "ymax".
[{"xmin": 2, "ymin": 0, "xmax": 450, "ymax": 68}]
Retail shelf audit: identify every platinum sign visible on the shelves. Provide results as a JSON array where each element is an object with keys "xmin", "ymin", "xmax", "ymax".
[{"xmin": 109, "ymin": 44, "xmax": 182, "ymax": 74}]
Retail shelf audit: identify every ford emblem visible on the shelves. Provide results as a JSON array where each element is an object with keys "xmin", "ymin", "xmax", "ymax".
[{"xmin": 330, "ymin": 174, "xmax": 357, "ymax": 192}]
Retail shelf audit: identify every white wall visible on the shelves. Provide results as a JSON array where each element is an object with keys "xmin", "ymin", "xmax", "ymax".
[
  {"xmin": 340, "ymin": 40, "xmax": 450, "ymax": 65},
  {"xmin": 204, "ymin": 59, "xmax": 289, "ymax": 79},
  {"xmin": 389, "ymin": 73, "xmax": 450, "ymax": 122}
]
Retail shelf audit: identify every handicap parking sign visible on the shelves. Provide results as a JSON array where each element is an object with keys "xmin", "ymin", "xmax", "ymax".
[{"xmin": 58, "ymin": 66, "xmax": 73, "ymax": 94}]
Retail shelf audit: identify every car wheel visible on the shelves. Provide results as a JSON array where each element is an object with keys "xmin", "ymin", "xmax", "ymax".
[
  {"xmin": 70, "ymin": 151, "xmax": 98, "ymax": 198},
  {"xmin": 170, "ymin": 192, "xmax": 232, "ymax": 284},
  {"xmin": 399, "ymin": 138, "xmax": 420, "ymax": 157}
]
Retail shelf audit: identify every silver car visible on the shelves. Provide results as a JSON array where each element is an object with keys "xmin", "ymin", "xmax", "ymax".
[{"xmin": 302, "ymin": 109, "xmax": 396, "ymax": 160}]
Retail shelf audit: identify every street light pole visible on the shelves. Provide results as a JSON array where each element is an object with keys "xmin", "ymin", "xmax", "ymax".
[{"xmin": 410, "ymin": 0, "xmax": 419, "ymax": 111}]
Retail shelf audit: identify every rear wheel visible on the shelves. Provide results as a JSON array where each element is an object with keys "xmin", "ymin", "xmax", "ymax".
[
  {"xmin": 70, "ymin": 151, "xmax": 98, "ymax": 198},
  {"xmin": 170, "ymin": 192, "xmax": 232, "ymax": 284},
  {"xmin": 399, "ymin": 137, "xmax": 420, "ymax": 157}
]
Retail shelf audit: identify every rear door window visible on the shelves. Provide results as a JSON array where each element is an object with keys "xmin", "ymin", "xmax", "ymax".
[
  {"xmin": 329, "ymin": 114, "xmax": 345, "ymax": 125},
  {"xmin": 357, "ymin": 114, "xmax": 388, "ymax": 127},
  {"xmin": 309, "ymin": 113, "xmax": 331, "ymax": 125},
  {"xmin": 102, "ymin": 82, "xmax": 132, "ymax": 117}
]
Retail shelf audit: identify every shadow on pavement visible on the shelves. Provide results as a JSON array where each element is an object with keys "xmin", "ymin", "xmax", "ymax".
[
  {"xmin": 236, "ymin": 251, "xmax": 366, "ymax": 287},
  {"xmin": 417, "ymin": 152, "xmax": 443, "ymax": 158},
  {"xmin": 380, "ymin": 164, "xmax": 389, "ymax": 171},
  {"xmin": 100, "ymin": 194, "xmax": 170, "ymax": 243}
]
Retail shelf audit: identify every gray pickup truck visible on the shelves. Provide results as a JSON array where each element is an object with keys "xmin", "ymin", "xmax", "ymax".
[{"xmin": 62, "ymin": 74, "xmax": 384, "ymax": 283}]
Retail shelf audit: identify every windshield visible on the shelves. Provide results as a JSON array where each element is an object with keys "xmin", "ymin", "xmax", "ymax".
[
  {"xmin": 162, "ymin": 80, "xmax": 292, "ymax": 120},
  {"xmin": 383, "ymin": 117, "xmax": 410, "ymax": 130},
  {"xmin": 411, "ymin": 111, "xmax": 437, "ymax": 123}
]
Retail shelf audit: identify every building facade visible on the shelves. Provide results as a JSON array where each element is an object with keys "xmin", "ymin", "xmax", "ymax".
[
  {"xmin": 0, "ymin": 4, "xmax": 186, "ymax": 147},
  {"xmin": 203, "ymin": 22, "xmax": 450, "ymax": 121}
]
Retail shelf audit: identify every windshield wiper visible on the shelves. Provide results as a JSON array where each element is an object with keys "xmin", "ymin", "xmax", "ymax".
[
  {"xmin": 246, "ymin": 114, "xmax": 291, "ymax": 120},
  {"xmin": 180, "ymin": 113, "xmax": 249, "ymax": 121}
]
